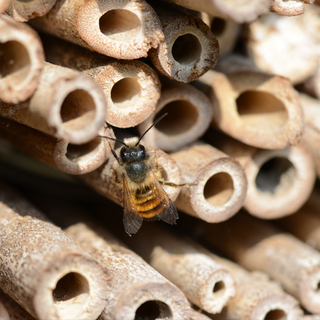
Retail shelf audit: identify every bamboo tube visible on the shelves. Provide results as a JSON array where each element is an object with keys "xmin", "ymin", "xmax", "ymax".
[
  {"xmin": 245, "ymin": 9, "xmax": 319, "ymax": 85},
  {"xmin": 204, "ymin": 129, "xmax": 316, "ymax": 219},
  {"xmin": 137, "ymin": 82, "xmax": 213, "ymax": 152},
  {"xmin": 29, "ymin": 0, "xmax": 164, "ymax": 60},
  {"xmin": 190, "ymin": 309, "xmax": 212, "ymax": 320},
  {"xmin": 0, "ymin": 182, "xmax": 108, "ymax": 320},
  {"xmin": 270, "ymin": 0, "xmax": 310, "ymax": 16},
  {"xmin": 171, "ymin": 141, "xmax": 247, "ymax": 223},
  {"xmin": 195, "ymin": 68, "xmax": 304, "ymax": 150},
  {"xmin": 148, "ymin": 3, "xmax": 219, "ymax": 83},
  {"xmin": 159, "ymin": 0, "xmax": 270, "ymax": 23},
  {"xmin": 299, "ymin": 93, "xmax": 320, "ymax": 178},
  {"xmin": 201, "ymin": 14, "xmax": 241, "ymax": 58},
  {"xmin": 0, "ymin": 15, "xmax": 44, "ymax": 104},
  {"xmin": 41, "ymin": 34, "xmax": 161, "ymax": 128},
  {"xmin": 126, "ymin": 224, "xmax": 236, "ymax": 314},
  {"xmin": 0, "ymin": 62, "xmax": 106, "ymax": 144},
  {"xmin": 0, "ymin": 116, "xmax": 114, "ymax": 175},
  {"xmin": 0, "ymin": 290, "xmax": 36, "ymax": 320},
  {"xmin": 191, "ymin": 212, "xmax": 320, "ymax": 314},
  {"xmin": 5, "ymin": 0, "xmax": 56, "ymax": 22}
]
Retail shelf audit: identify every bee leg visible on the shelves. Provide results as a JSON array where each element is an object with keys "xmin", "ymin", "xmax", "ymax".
[{"xmin": 112, "ymin": 167, "xmax": 121, "ymax": 184}]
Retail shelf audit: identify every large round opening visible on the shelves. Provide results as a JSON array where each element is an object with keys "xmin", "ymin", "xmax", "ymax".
[
  {"xmin": 236, "ymin": 91, "xmax": 288, "ymax": 129},
  {"xmin": 255, "ymin": 157, "xmax": 295, "ymax": 194},
  {"xmin": 264, "ymin": 309, "xmax": 286, "ymax": 320},
  {"xmin": 53, "ymin": 272, "xmax": 89, "ymax": 303},
  {"xmin": 99, "ymin": 9, "xmax": 141, "ymax": 41},
  {"xmin": 66, "ymin": 138, "xmax": 101, "ymax": 161},
  {"xmin": 155, "ymin": 100, "xmax": 198, "ymax": 136},
  {"xmin": 111, "ymin": 77, "xmax": 141, "ymax": 108},
  {"xmin": 210, "ymin": 18, "xmax": 226, "ymax": 37},
  {"xmin": 60, "ymin": 89, "xmax": 96, "ymax": 131},
  {"xmin": 0, "ymin": 40, "xmax": 31, "ymax": 86},
  {"xmin": 204, "ymin": 172, "xmax": 234, "ymax": 206},
  {"xmin": 135, "ymin": 300, "xmax": 172, "ymax": 320},
  {"xmin": 172, "ymin": 34, "xmax": 202, "ymax": 65}
]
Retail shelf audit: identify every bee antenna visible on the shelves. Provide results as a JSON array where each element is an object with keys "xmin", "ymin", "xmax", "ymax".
[
  {"xmin": 97, "ymin": 135, "xmax": 129, "ymax": 147},
  {"xmin": 135, "ymin": 113, "xmax": 168, "ymax": 146}
]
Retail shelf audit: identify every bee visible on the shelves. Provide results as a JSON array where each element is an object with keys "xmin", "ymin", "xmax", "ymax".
[{"xmin": 98, "ymin": 113, "xmax": 189, "ymax": 236}]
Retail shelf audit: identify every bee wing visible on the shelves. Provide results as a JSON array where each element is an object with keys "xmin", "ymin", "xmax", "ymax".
[
  {"xmin": 122, "ymin": 176, "xmax": 143, "ymax": 236},
  {"xmin": 151, "ymin": 172, "xmax": 179, "ymax": 225}
]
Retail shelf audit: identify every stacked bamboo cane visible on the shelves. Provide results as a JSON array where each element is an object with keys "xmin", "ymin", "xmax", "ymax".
[{"xmin": 1, "ymin": 0, "xmax": 320, "ymax": 318}]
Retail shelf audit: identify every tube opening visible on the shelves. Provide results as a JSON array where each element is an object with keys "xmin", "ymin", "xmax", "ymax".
[
  {"xmin": 66, "ymin": 138, "xmax": 101, "ymax": 161},
  {"xmin": 111, "ymin": 77, "xmax": 141, "ymax": 108},
  {"xmin": 155, "ymin": 100, "xmax": 198, "ymax": 136},
  {"xmin": 236, "ymin": 91, "xmax": 288, "ymax": 129},
  {"xmin": 17, "ymin": 0, "xmax": 34, "ymax": 3},
  {"xmin": 0, "ymin": 40, "xmax": 31, "ymax": 86},
  {"xmin": 255, "ymin": 157, "xmax": 296, "ymax": 194},
  {"xmin": 135, "ymin": 300, "xmax": 172, "ymax": 320},
  {"xmin": 204, "ymin": 172, "xmax": 234, "ymax": 206},
  {"xmin": 210, "ymin": 18, "xmax": 226, "ymax": 37},
  {"xmin": 212, "ymin": 280, "xmax": 226, "ymax": 299},
  {"xmin": 264, "ymin": 309, "xmax": 287, "ymax": 320},
  {"xmin": 53, "ymin": 272, "xmax": 89, "ymax": 303},
  {"xmin": 172, "ymin": 34, "xmax": 202, "ymax": 65},
  {"xmin": 99, "ymin": 9, "xmax": 141, "ymax": 41},
  {"xmin": 60, "ymin": 89, "xmax": 96, "ymax": 131}
]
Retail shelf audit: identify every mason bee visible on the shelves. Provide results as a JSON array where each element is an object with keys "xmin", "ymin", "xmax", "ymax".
[{"xmin": 99, "ymin": 113, "xmax": 189, "ymax": 236}]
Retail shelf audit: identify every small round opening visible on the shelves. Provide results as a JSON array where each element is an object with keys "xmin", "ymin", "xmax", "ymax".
[
  {"xmin": 99, "ymin": 9, "xmax": 141, "ymax": 41},
  {"xmin": 53, "ymin": 272, "xmax": 89, "ymax": 303},
  {"xmin": 204, "ymin": 172, "xmax": 234, "ymax": 206},
  {"xmin": 60, "ymin": 89, "xmax": 96, "ymax": 131},
  {"xmin": 66, "ymin": 138, "xmax": 101, "ymax": 161},
  {"xmin": 213, "ymin": 280, "xmax": 225, "ymax": 293},
  {"xmin": 210, "ymin": 18, "xmax": 226, "ymax": 37},
  {"xmin": 155, "ymin": 101, "xmax": 198, "ymax": 136},
  {"xmin": 172, "ymin": 34, "xmax": 202, "ymax": 65},
  {"xmin": 0, "ymin": 40, "xmax": 31, "ymax": 85},
  {"xmin": 264, "ymin": 309, "xmax": 287, "ymax": 320},
  {"xmin": 111, "ymin": 77, "xmax": 141, "ymax": 108},
  {"xmin": 255, "ymin": 157, "xmax": 296, "ymax": 194},
  {"xmin": 236, "ymin": 91, "xmax": 288, "ymax": 129},
  {"xmin": 135, "ymin": 300, "xmax": 172, "ymax": 320}
]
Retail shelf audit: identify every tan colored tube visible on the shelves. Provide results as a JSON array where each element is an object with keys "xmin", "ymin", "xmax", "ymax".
[
  {"xmin": 201, "ymin": 14, "xmax": 240, "ymax": 57},
  {"xmin": 0, "ymin": 182, "xmax": 108, "ymax": 320},
  {"xmin": 245, "ymin": 9, "xmax": 319, "ymax": 85},
  {"xmin": 127, "ymin": 224, "xmax": 236, "ymax": 314},
  {"xmin": 137, "ymin": 82, "xmax": 213, "ymax": 152},
  {"xmin": 0, "ymin": 116, "xmax": 114, "ymax": 175},
  {"xmin": 5, "ymin": 0, "xmax": 56, "ymax": 22},
  {"xmin": 0, "ymin": 62, "xmax": 106, "ymax": 144},
  {"xmin": 171, "ymin": 141, "xmax": 247, "ymax": 223},
  {"xmin": 0, "ymin": 15, "xmax": 44, "ymax": 104},
  {"xmin": 29, "ymin": 0, "xmax": 164, "ymax": 60},
  {"xmin": 194, "ymin": 212, "xmax": 320, "ymax": 314},
  {"xmin": 0, "ymin": 290, "xmax": 36, "ymax": 320},
  {"xmin": 270, "ymin": 0, "xmax": 306, "ymax": 16},
  {"xmin": 205, "ymin": 130, "xmax": 315, "ymax": 218},
  {"xmin": 0, "ymin": 0, "xmax": 9, "ymax": 13},
  {"xmin": 148, "ymin": 3, "xmax": 219, "ymax": 83},
  {"xmin": 81, "ymin": 145, "xmax": 182, "ymax": 205},
  {"xmin": 196, "ymin": 69, "xmax": 304, "ymax": 150},
  {"xmin": 160, "ymin": 0, "xmax": 270, "ymax": 23},
  {"xmin": 42, "ymin": 35, "xmax": 161, "ymax": 128}
]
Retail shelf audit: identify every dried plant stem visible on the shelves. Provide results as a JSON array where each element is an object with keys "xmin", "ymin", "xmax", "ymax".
[
  {"xmin": 196, "ymin": 69, "xmax": 304, "ymax": 150},
  {"xmin": 0, "ymin": 15, "xmax": 44, "ymax": 104},
  {"xmin": 127, "ymin": 224, "xmax": 236, "ymax": 314},
  {"xmin": 148, "ymin": 3, "xmax": 219, "ymax": 83},
  {"xmin": 29, "ymin": 0, "xmax": 164, "ymax": 59},
  {"xmin": 5, "ymin": 0, "xmax": 56, "ymax": 22},
  {"xmin": 0, "ymin": 182, "xmax": 108, "ymax": 320},
  {"xmin": 270, "ymin": 0, "xmax": 306, "ymax": 16},
  {"xmin": 41, "ymin": 35, "xmax": 161, "ymax": 128},
  {"xmin": 0, "ymin": 116, "xmax": 114, "ymax": 175},
  {"xmin": 171, "ymin": 141, "xmax": 247, "ymax": 223},
  {"xmin": 138, "ymin": 82, "xmax": 213, "ymax": 152},
  {"xmin": 0, "ymin": 62, "xmax": 106, "ymax": 144}
]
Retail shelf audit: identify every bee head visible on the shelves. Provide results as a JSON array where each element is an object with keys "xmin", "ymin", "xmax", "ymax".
[{"xmin": 120, "ymin": 144, "xmax": 146, "ymax": 163}]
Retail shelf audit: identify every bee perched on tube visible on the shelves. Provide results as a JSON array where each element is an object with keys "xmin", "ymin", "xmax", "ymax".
[{"xmin": 98, "ymin": 114, "xmax": 190, "ymax": 236}]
